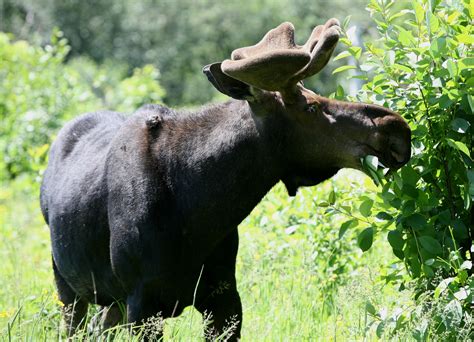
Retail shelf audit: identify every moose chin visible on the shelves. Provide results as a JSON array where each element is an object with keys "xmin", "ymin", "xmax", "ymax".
[{"xmin": 40, "ymin": 18, "xmax": 411, "ymax": 340}]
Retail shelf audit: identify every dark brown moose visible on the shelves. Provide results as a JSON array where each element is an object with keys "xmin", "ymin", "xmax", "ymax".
[{"xmin": 40, "ymin": 18, "xmax": 411, "ymax": 340}]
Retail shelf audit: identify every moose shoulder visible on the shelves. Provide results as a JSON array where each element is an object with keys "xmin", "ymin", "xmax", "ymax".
[{"xmin": 40, "ymin": 19, "xmax": 411, "ymax": 339}]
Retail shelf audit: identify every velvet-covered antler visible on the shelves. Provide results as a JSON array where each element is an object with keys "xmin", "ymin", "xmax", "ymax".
[{"xmin": 221, "ymin": 19, "xmax": 340, "ymax": 101}]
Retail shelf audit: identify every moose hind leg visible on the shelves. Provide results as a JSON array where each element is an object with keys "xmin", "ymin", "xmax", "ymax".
[{"xmin": 52, "ymin": 258, "xmax": 88, "ymax": 336}]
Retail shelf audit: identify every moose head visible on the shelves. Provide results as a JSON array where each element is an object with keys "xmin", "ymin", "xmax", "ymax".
[{"xmin": 204, "ymin": 18, "xmax": 411, "ymax": 194}]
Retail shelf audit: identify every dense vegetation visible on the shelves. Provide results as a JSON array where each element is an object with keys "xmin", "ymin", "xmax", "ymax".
[
  {"xmin": 346, "ymin": 1, "xmax": 473, "ymax": 338},
  {"xmin": 0, "ymin": 0, "xmax": 472, "ymax": 340}
]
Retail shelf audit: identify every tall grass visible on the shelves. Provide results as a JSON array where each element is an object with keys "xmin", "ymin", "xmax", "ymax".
[{"xmin": 0, "ymin": 171, "xmax": 412, "ymax": 341}]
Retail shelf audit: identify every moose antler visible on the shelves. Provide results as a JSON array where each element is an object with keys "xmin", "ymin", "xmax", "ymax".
[{"xmin": 221, "ymin": 18, "xmax": 340, "ymax": 101}]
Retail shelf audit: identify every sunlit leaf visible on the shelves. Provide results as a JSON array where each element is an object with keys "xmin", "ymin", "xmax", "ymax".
[
  {"xmin": 447, "ymin": 139, "xmax": 471, "ymax": 156},
  {"xmin": 333, "ymin": 51, "xmax": 351, "ymax": 61},
  {"xmin": 332, "ymin": 65, "xmax": 356, "ymax": 75}
]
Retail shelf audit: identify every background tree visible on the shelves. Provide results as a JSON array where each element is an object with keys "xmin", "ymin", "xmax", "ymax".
[{"xmin": 0, "ymin": 0, "xmax": 369, "ymax": 105}]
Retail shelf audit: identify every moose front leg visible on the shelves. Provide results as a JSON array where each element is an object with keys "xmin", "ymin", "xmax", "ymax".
[
  {"xmin": 126, "ymin": 281, "xmax": 165, "ymax": 340},
  {"xmin": 195, "ymin": 228, "xmax": 242, "ymax": 341},
  {"xmin": 195, "ymin": 276, "xmax": 242, "ymax": 341}
]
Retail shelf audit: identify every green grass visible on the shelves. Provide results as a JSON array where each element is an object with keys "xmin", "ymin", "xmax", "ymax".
[{"xmin": 0, "ymin": 171, "xmax": 413, "ymax": 341}]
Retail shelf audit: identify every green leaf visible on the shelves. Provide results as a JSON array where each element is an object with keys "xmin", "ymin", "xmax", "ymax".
[
  {"xmin": 468, "ymin": 95, "xmax": 474, "ymax": 113},
  {"xmin": 453, "ymin": 219, "xmax": 468, "ymax": 239},
  {"xmin": 428, "ymin": 12, "xmax": 439, "ymax": 33},
  {"xmin": 467, "ymin": 169, "xmax": 474, "ymax": 185},
  {"xmin": 430, "ymin": 37, "xmax": 447, "ymax": 56},
  {"xmin": 398, "ymin": 27, "xmax": 415, "ymax": 46},
  {"xmin": 339, "ymin": 37, "xmax": 352, "ymax": 46},
  {"xmin": 393, "ymin": 248, "xmax": 404, "ymax": 260},
  {"xmin": 422, "ymin": 264, "xmax": 435, "ymax": 277},
  {"xmin": 365, "ymin": 301, "xmax": 377, "ymax": 315},
  {"xmin": 434, "ymin": 277, "xmax": 455, "ymax": 298},
  {"xmin": 365, "ymin": 155, "xmax": 379, "ymax": 171},
  {"xmin": 392, "ymin": 63, "xmax": 413, "ymax": 73},
  {"xmin": 348, "ymin": 46, "xmax": 362, "ymax": 59},
  {"xmin": 333, "ymin": 51, "xmax": 351, "ymax": 61},
  {"xmin": 361, "ymin": 155, "xmax": 384, "ymax": 185},
  {"xmin": 342, "ymin": 15, "xmax": 352, "ymax": 30},
  {"xmin": 389, "ymin": 10, "xmax": 410, "ymax": 22},
  {"xmin": 419, "ymin": 235, "xmax": 442, "ymax": 254},
  {"xmin": 429, "ymin": 0, "xmax": 441, "ymax": 13},
  {"xmin": 335, "ymin": 85, "xmax": 345, "ymax": 99},
  {"xmin": 459, "ymin": 57, "xmax": 474, "ymax": 71},
  {"xmin": 451, "ymin": 118, "xmax": 470, "ymax": 134},
  {"xmin": 412, "ymin": 2, "xmax": 425, "ymax": 23},
  {"xmin": 447, "ymin": 59, "xmax": 458, "ymax": 77},
  {"xmin": 328, "ymin": 189, "xmax": 336, "ymax": 205},
  {"xmin": 388, "ymin": 230, "xmax": 405, "ymax": 250},
  {"xmin": 332, "ymin": 65, "xmax": 356, "ymax": 75},
  {"xmin": 376, "ymin": 212, "xmax": 393, "ymax": 220},
  {"xmin": 460, "ymin": 260, "xmax": 472, "ymax": 270},
  {"xmin": 456, "ymin": 33, "xmax": 474, "ymax": 44},
  {"xmin": 406, "ymin": 213, "xmax": 427, "ymax": 230},
  {"xmin": 338, "ymin": 219, "xmax": 357, "ymax": 239},
  {"xmin": 447, "ymin": 138, "xmax": 471, "ymax": 156},
  {"xmin": 359, "ymin": 199, "xmax": 373, "ymax": 217},
  {"xmin": 401, "ymin": 167, "xmax": 420, "ymax": 186},
  {"xmin": 357, "ymin": 227, "xmax": 374, "ymax": 252}
]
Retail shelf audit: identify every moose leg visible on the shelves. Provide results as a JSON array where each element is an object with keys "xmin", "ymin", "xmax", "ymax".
[
  {"xmin": 52, "ymin": 258, "xmax": 88, "ymax": 336},
  {"xmin": 196, "ymin": 281, "xmax": 242, "ymax": 341},
  {"xmin": 195, "ymin": 228, "xmax": 242, "ymax": 341},
  {"xmin": 101, "ymin": 302, "xmax": 124, "ymax": 330},
  {"xmin": 127, "ymin": 282, "xmax": 165, "ymax": 340}
]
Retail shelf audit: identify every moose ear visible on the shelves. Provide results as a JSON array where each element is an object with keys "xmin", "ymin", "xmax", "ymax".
[{"xmin": 203, "ymin": 63, "xmax": 253, "ymax": 100}]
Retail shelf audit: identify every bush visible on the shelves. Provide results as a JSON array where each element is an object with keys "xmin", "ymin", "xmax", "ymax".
[
  {"xmin": 0, "ymin": 31, "xmax": 165, "ymax": 182},
  {"xmin": 335, "ymin": 0, "xmax": 472, "ymax": 338}
]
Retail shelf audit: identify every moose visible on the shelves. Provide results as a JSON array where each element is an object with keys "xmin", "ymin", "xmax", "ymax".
[{"xmin": 40, "ymin": 18, "xmax": 411, "ymax": 339}]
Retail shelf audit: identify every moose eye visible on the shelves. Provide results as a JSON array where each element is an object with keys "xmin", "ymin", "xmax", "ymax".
[{"xmin": 306, "ymin": 104, "xmax": 319, "ymax": 113}]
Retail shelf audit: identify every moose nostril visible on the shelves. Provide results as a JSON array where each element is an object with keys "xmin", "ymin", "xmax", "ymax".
[
  {"xmin": 390, "ymin": 149, "xmax": 406, "ymax": 163},
  {"xmin": 390, "ymin": 141, "xmax": 410, "ymax": 164}
]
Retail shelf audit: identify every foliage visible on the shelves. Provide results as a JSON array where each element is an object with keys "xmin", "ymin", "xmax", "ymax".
[
  {"xmin": 335, "ymin": 0, "xmax": 473, "ymax": 338},
  {"xmin": 0, "ymin": 0, "xmax": 370, "ymax": 106},
  {"xmin": 0, "ymin": 31, "xmax": 164, "ymax": 181}
]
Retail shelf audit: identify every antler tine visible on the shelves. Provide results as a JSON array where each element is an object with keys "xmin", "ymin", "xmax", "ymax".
[
  {"xmin": 231, "ymin": 22, "xmax": 298, "ymax": 60},
  {"xmin": 221, "ymin": 22, "xmax": 311, "ymax": 92},
  {"xmin": 221, "ymin": 19, "xmax": 340, "ymax": 96},
  {"xmin": 292, "ymin": 18, "xmax": 341, "ymax": 82}
]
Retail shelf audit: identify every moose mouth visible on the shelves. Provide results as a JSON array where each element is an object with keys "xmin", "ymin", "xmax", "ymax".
[
  {"xmin": 363, "ymin": 144, "xmax": 411, "ymax": 171},
  {"xmin": 363, "ymin": 144, "xmax": 410, "ymax": 170}
]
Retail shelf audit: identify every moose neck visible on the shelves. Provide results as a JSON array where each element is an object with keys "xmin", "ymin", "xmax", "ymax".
[{"xmin": 158, "ymin": 100, "xmax": 286, "ymax": 235}]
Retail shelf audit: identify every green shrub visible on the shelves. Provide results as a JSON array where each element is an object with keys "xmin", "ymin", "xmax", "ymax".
[
  {"xmin": 335, "ymin": 0, "xmax": 472, "ymax": 338},
  {"xmin": 0, "ymin": 31, "xmax": 165, "ymax": 182}
]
